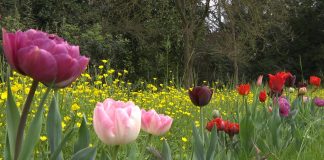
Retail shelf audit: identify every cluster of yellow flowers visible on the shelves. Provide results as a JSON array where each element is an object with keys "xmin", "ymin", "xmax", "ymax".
[{"xmin": 1, "ymin": 60, "xmax": 324, "ymax": 156}]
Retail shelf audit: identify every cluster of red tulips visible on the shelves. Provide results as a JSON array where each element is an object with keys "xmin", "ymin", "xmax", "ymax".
[{"xmin": 206, "ymin": 117, "xmax": 239, "ymax": 138}]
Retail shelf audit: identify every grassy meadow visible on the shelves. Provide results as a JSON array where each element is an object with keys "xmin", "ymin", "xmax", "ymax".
[{"xmin": 0, "ymin": 60, "xmax": 324, "ymax": 159}]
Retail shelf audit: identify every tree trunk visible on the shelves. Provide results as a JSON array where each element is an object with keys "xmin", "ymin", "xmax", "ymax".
[{"xmin": 183, "ymin": 26, "xmax": 194, "ymax": 88}]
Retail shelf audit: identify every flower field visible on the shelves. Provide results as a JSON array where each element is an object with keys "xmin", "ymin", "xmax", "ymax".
[
  {"xmin": 1, "ymin": 64, "xmax": 324, "ymax": 159},
  {"xmin": 1, "ymin": 28, "xmax": 324, "ymax": 160}
]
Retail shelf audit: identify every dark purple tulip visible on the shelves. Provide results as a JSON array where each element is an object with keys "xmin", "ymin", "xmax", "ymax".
[
  {"xmin": 274, "ymin": 97, "xmax": 290, "ymax": 117},
  {"xmin": 297, "ymin": 82, "xmax": 307, "ymax": 88},
  {"xmin": 188, "ymin": 86, "xmax": 213, "ymax": 107},
  {"xmin": 2, "ymin": 28, "xmax": 89, "ymax": 88},
  {"xmin": 314, "ymin": 97, "xmax": 324, "ymax": 107},
  {"xmin": 285, "ymin": 73, "xmax": 296, "ymax": 87}
]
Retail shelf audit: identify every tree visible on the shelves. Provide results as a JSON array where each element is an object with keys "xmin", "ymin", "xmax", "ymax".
[{"xmin": 175, "ymin": 0, "xmax": 211, "ymax": 87}]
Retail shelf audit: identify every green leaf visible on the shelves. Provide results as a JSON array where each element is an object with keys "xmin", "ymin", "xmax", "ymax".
[
  {"xmin": 18, "ymin": 87, "xmax": 51, "ymax": 160},
  {"xmin": 50, "ymin": 129, "xmax": 75, "ymax": 160},
  {"xmin": 5, "ymin": 76, "xmax": 20, "ymax": 159},
  {"xmin": 161, "ymin": 139, "xmax": 172, "ymax": 160},
  {"xmin": 126, "ymin": 143, "xmax": 137, "ymax": 160},
  {"xmin": 74, "ymin": 115, "xmax": 90, "ymax": 153},
  {"xmin": 206, "ymin": 126, "xmax": 218, "ymax": 160},
  {"xmin": 71, "ymin": 147, "xmax": 97, "ymax": 160},
  {"xmin": 192, "ymin": 123, "xmax": 205, "ymax": 160},
  {"xmin": 4, "ymin": 132, "xmax": 12, "ymax": 160},
  {"xmin": 47, "ymin": 91, "xmax": 63, "ymax": 160}
]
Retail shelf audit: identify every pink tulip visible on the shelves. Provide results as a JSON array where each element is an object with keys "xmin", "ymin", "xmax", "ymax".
[
  {"xmin": 256, "ymin": 75, "xmax": 263, "ymax": 86},
  {"xmin": 141, "ymin": 109, "xmax": 173, "ymax": 136},
  {"xmin": 2, "ymin": 28, "xmax": 89, "ymax": 88},
  {"xmin": 93, "ymin": 98, "xmax": 141, "ymax": 145}
]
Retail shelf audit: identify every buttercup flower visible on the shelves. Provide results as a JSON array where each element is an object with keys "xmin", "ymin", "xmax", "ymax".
[
  {"xmin": 2, "ymin": 28, "xmax": 89, "ymax": 88},
  {"xmin": 141, "ymin": 109, "xmax": 173, "ymax": 136},
  {"xmin": 259, "ymin": 90, "xmax": 267, "ymax": 102},
  {"xmin": 314, "ymin": 97, "xmax": 324, "ymax": 107},
  {"xmin": 188, "ymin": 86, "xmax": 213, "ymax": 107},
  {"xmin": 309, "ymin": 76, "xmax": 321, "ymax": 87},
  {"xmin": 237, "ymin": 84, "xmax": 250, "ymax": 96},
  {"xmin": 93, "ymin": 98, "xmax": 141, "ymax": 145}
]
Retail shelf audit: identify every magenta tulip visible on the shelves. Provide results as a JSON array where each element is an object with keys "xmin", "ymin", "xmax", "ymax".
[
  {"xmin": 2, "ymin": 28, "xmax": 89, "ymax": 88},
  {"xmin": 93, "ymin": 98, "xmax": 141, "ymax": 145},
  {"xmin": 141, "ymin": 109, "xmax": 173, "ymax": 136},
  {"xmin": 314, "ymin": 97, "xmax": 324, "ymax": 107}
]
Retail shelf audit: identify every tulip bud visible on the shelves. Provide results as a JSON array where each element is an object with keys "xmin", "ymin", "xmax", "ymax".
[
  {"xmin": 298, "ymin": 87, "xmax": 307, "ymax": 95},
  {"xmin": 256, "ymin": 75, "xmax": 263, "ymax": 86},
  {"xmin": 212, "ymin": 109, "xmax": 221, "ymax": 118},
  {"xmin": 288, "ymin": 87, "xmax": 295, "ymax": 93},
  {"xmin": 268, "ymin": 106, "xmax": 273, "ymax": 112},
  {"xmin": 141, "ymin": 109, "xmax": 173, "ymax": 136},
  {"xmin": 188, "ymin": 86, "xmax": 213, "ymax": 107}
]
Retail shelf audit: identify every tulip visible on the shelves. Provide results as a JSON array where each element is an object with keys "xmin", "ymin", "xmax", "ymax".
[
  {"xmin": 298, "ymin": 87, "xmax": 307, "ymax": 96},
  {"xmin": 268, "ymin": 73, "xmax": 286, "ymax": 94},
  {"xmin": 288, "ymin": 87, "xmax": 295, "ymax": 93},
  {"xmin": 212, "ymin": 109, "xmax": 221, "ymax": 118},
  {"xmin": 2, "ymin": 28, "xmax": 89, "ymax": 88},
  {"xmin": 309, "ymin": 76, "xmax": 321, "ymax": 87},
  {"xmin": 188, "ymin": 86, "xmax": 213, "ymax": 107},
  {"xmin": 274, "ymin": 97, "xmax": 290, "ymax": 117},
  {"xmin": 259, "ymin": 90, "xmax": 267, "ymax": 102},
  {"xmin": 256, "ymin": 75, "xmax": 263, "ymax": 86},
  {"xmin": 285, "ymin": 73, "xmax": 296, "ymax": 87},
  {"xmin": 225, "ymin": 122, "xmax": 239, "ymax": 138},
  {"xmin": 141, "ymin": 109, "xmax": 173, "ymax": 136},
  {"xmin": 206, "ymin": 117, "xmax": 225, "ymax": 132},
  {"xmin": 314, "ymin": 97, "xmax": 324, "ymax": 107},
  {"xmin": 237, "ymin": 84, "xmax": 250, "ymax": 96},
  {"xmin": 93, "ymin": 98, "xmax": 141, "ymax": 145}
]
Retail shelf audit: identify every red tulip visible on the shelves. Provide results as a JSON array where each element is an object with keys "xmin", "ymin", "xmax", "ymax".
[
  {"xmin": 268, "ymin": 73, "xmax": 286, "ymax": 94},
  {"xmin": 259, "ymin": 90, "xmax": 267, "ymax": 102},
  {"xmin": 309, "ymin": 76, "xmax": 321, "ymax": 87},
  {"xmin": 189, "ymin": 86, "xmax": 213, "ymax": 107},
  {"xmin": 225, "ymin": 122, "xmax": 239, "ymax": 137},
  {"xmin": 206, "ymin": 117, "xmax": 228, "ymax": 132},
  {"xmin": 237, "ymin": 84, "xmax": 250, "ymax": 96},
  {"xmin": 2, "ymin": 28, "xmax": 89, "ymax": 88}
]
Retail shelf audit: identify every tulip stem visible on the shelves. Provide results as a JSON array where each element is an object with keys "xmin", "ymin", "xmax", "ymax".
[
  {"xmin": 14, "ymin": 80, "xmax": 39, "ymax": 160},
  {"xmin": 112, "ymin": 145, "xmax": 120, "ymax": 160},
  {"xmin": 200, "ymin": 107, "xmax": 204, "ymax": 145}
]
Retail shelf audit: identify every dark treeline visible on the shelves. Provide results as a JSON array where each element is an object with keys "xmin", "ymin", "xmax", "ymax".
[{"xmin": 0, "ymin": 0, "xmax": 323, "ymax": 87}]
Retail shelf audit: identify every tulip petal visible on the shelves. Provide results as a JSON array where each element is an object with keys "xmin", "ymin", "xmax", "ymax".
[
  {"xmin": 2, "ymin": 28, "xmax": 19, "ymax": 71},
  {"xmin": 17, "ymin": 46, "xmax": 57, "ymax": 83},
  {"xmin": 93, "ymin": 103, "xmax": 115, "ymax": 144}
]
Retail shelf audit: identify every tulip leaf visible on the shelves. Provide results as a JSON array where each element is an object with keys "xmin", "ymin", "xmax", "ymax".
[
  {"xmin": 74, "ymin": 114, "xmax": 90, "ymax": 153},
  {"xmin": 18, "ymin": 87, "xmax": 52, "ymax": 160},
  {"xmin": 4, "ymin": 132, "xmax": 12, "ymax": 160},
  {"xmin": 126, "ymin": 143, "xmax": 137, "ymax": 160},
  {"xmin": 192, "ymin": 123, "xmax": 205, "ymax": 160},
  {"xmin": 5, "ymin": 75, "xmax": 20, "ymax": 159},
  {"xmin": 71, "ymin": 147, "xmax": 97, "ymax": 160},
  {"xmin": 206, "ymin": 126, "xmax": 218, "ymax": 160},
  {"xmin": 50, "ymin": 129, "xmax": 74, "ymax": 160},
  {"xmin": 161, "ymin": 139, "xmax": 172, "ymax": 160},
  {"xmin": 47, "ymin": 91, "xmax": 63, "ymax": 160}
]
